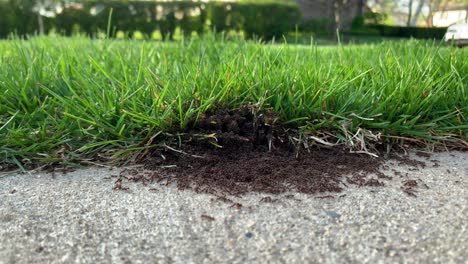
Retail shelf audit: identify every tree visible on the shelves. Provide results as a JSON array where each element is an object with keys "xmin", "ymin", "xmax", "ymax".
[
  {"xmin": 406, "ymin": 0, "xmax": 414, "ymax": 26},
  {"xmin": 410, "ymin": 0, "xmax": 425, "ymax": 26},
  {"xmin": 409, "ymin": 0, "xmax": 467, "ymax": 27},
  {"xmin": 357, "ymin": 0, "xmax": 366, "ymax": 17},
  {"xmin": 9, "ymin": 0, "xmax": 63, "ymax": 34},
  {"xmin": 331, "ymin": 0, "xmax": 367, "ymax": 32}
]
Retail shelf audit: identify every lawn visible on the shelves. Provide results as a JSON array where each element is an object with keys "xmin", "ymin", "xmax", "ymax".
[{"xmin": 0, "ymin": 36, "xmax": 466, "ymax": 170}]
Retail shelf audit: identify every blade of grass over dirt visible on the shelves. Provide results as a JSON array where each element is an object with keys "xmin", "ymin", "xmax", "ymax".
[{"xmin": 0, "ymin": 36, "xmax": 467, "ymax": 169}]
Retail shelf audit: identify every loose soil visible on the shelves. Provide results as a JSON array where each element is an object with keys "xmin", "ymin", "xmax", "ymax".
[{"xmin": 119, "ymin": 106, "xmax": 389, "ymax": 196}]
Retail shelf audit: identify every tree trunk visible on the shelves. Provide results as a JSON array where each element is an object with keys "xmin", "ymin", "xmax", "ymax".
[
  {"xmin": 423, "ymin": 0, "xmax": 437, "ymax": 27},
  {"xmin": 326, "ymin": 0, "xmax": 336, "ymax": 36},
  {"xmin": 357, "ymin": 0, "xmax": 365, "ymax": 18},
  {"xmin": 410, "ymin": 0, "xmax": 425, "ymax": 26},
  {"xmin": 407, "ymin": 0, "xmax": 414, "ymax": 27},
  {"xmin": 37, "ymin": 14, "xmax": 44, "ymax": 35},
  {"xmin": 334, "ymin": 0, "xmax": 343, "ymax": 41},
  {"xmin": 465, "ymin": 6, "xmax": 468, "ymax": 23}
]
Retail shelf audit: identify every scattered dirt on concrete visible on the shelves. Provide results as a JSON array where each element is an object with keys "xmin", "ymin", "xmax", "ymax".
[
  {"xmin": 144, "ymin": 147, "xmax": 384, "ymax": 196},
  {"xmin": 393, "ymin": 154, "xmax": 426, "ymax": 168},
  {"xmin": 259, "ymin": 196, "xmax": 280, "ymax": 203},
  {"xmin": 201, "ymin": 214, "xmax": 215, "ymax": 221},
  {"xmin": 415, "ymin": 151, "xmax": 431, "ymax": 159},
  {"xmin": 119, "ymin": 106, "xmax": 389, "ymax": 196},
  {"xmin": 401, "ymin": 180, "xmax": 419, "ymax": 197},
  {"xmin": 400, "ymin": 179, "xmax": 430, "ymax": 197}
]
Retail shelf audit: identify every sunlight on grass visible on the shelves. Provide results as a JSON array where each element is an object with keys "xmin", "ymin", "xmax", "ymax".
[{"xmin": 0, "ymin": 36, "xmax": 466, "ymax": 169}]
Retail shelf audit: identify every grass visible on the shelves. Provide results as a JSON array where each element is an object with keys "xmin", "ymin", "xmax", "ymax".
[{"xmin": 0, "ymin": 35, "xmax": 467, "ymax": 170}]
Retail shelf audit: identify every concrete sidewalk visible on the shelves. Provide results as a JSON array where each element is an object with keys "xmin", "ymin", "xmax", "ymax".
[{"xmin": 0, "ymin": 151, "xmax": 467, "ymax": 263}]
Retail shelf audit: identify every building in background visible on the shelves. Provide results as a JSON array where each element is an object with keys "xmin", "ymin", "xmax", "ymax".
[
  {"xmin": 294, "ymin": 0, "xmax": 366, "ymax": 31},
  {"xmin": 367, "ymin": 0, "xmax": 467, "ymax": 27},
  {"xmin": 432, "ymin": 3, "xmax": 468, "ymax": 26}
]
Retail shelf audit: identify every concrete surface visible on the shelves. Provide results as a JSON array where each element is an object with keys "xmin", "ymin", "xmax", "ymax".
[{"xmin": 0, "ymin": 151, "xmax": 467, "ymax": 263}]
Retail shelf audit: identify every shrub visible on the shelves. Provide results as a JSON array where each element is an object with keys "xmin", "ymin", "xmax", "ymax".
[
  {"xmin": 0, "ymin": 2, "xmax": 15, "ymax": 38},
  {"xmin": 371, "ymin": 25, "xmax": 447, "ymax": 39},
  {"xmin": 0, "ymin": 1, "xmax": 38, "ymax": 38},
  {"xmin": 298, "ymin": 18, "xmax": 333, "ymax": 35},
  {"xmin": 0, "ymin": 0, "xmax": 300, "ymax": 40},
  {"xmin": 235, "ymin": 1, "xmax": 301, "ymax": 40}
]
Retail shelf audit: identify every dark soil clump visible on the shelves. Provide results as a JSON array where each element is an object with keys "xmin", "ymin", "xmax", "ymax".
[
  {"xmin": 401, "ymin": 179, "xmax": 419, "ymax": 197},
  {"xmin": 122, "ymin": 106, "xmax": 386, "ymax": 196}
]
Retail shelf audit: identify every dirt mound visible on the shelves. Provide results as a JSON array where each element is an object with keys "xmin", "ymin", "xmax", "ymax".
[{"xmin": 121, "ymin": 106, "xmax": 385, "ymax": 196}]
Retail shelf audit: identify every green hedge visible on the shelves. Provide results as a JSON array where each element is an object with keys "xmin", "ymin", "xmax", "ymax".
[
  {"xmin": 0, "ymin": 1, "xmax": 449, "ymax": 40},
  {"xmin": 0, "ymin": 1, "xmax": 301, "ymax": 40},
  {"xmin": 369, "ymin": 25, "xmax": 448, "ymax": 39},
  {"xmin": 298, "ymin": 18, "xmax": 334, "ymax": 35},
  {"xmin": 0, "ymin": 2, "xmax": 39, "ymax": 38}
]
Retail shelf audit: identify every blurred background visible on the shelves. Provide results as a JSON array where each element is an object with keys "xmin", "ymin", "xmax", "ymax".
[{"xmin": 0, "ymin": 0, "xmax": 467, "ymax": 43}]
